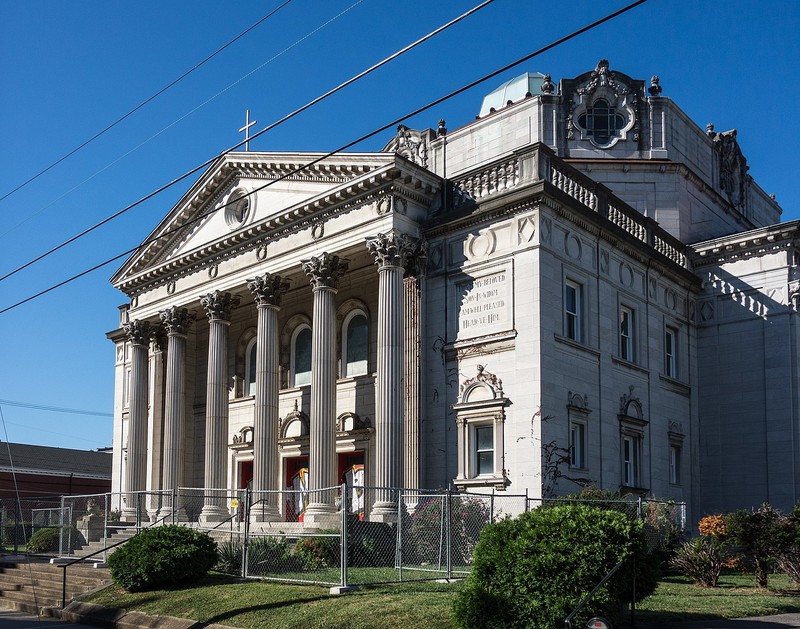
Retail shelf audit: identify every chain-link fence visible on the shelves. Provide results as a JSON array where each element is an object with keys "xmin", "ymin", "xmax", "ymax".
[
  {"xmin": 0, "ymin": 497, "xmax": 63, "ymax": 554},
  {"xmin": 14, "ymin": 488, "xmax": 685, "ymax": 589}
]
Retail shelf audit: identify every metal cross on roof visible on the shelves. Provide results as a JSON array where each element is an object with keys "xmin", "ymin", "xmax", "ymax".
[{"xmin": 238, "ymin": 109, "xmax": 257, "ymax": 152}]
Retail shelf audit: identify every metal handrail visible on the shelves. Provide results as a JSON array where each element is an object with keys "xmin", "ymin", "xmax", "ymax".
[
  {"xmin": 564, "ymin": 557, "xmax": 627, "ymax": 629},
  {"xmin": 58, "ymin": 511, "xmax": 173, "ymax": 608}
]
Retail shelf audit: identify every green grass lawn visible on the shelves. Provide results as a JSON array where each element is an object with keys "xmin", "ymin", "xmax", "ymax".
[{"xmin": 85, "ymin": 571, "xmax": 800, "ymax": 629}]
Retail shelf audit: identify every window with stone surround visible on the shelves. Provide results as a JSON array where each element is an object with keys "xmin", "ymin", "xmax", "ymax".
[
  {"xmin": 291, "ymin": 325, "xmax": 312, "ymax": 387},
  {"xmin": 245, "ymin": 337, "xmax": 257, "ymax": 396},
  {"xmin": 578, "ymin": 99, "xmax": 626, "ymax": 146},
  {"xmin": 668, "ymin": 421, "xmax": 685, "ymax": 486},
  {"xmin": 619, "ymin": 387, "xmax": 648, "ymax": 491},
  {"xmin": 342, "ymin": 310, "xmax": 368, "ymax": 377},
  {"xmin": 620, "ymin": 305, "xmax": 635, "ymax": 362},
  {"xmin": 567, "ymin": 392, "xmax": 591, "ymax": 471},
  {"xmin": 665, "ymin": 326, "xmax": 677, "ymax": 378},
  {"xmin": 564, "ymin": 279, "xmax": 583, "ymax": 342},
  {"xmin": 453, "ymin": 365, "xmax": 507, "ymax": 491},
  {"xmin": 622, "ymin": 434, "xmax": 641, "ymax": 487}
]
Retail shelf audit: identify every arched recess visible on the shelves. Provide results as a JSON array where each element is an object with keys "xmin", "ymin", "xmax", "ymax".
[
  {"xmin": 336, "ymin": 299, "xmax": 370, "ymax": 378},
  {"xmin": 452, "ymin": 365, "xmax": 508, "ymax": 491},
  {"xmin": 280, "ymin": 313, "xmax": 312, "ymax": 389},
  {"xmin": 234, "ymin": 327, "xmax": 257, "ymax": 398},
  {"xmin": 618, "ymin": 386, "xmax": 648, "ymax": 492}
]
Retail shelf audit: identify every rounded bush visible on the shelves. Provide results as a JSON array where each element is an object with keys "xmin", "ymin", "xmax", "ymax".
[
  {"xmin": 108, "ymin": 525, "xmax": 218, "ymax": 591},
  {"xmin": 452, "ymin": 504, "xmax": 657, "ymax": 629},
  {"xmin": 28, "ymin": 527, "xmax": 80, "ymax": 553}
]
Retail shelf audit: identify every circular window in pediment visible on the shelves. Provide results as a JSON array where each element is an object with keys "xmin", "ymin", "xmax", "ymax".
[{"xmin": 224, "ymin": 189, "xmax": 254, "ymax": 229}]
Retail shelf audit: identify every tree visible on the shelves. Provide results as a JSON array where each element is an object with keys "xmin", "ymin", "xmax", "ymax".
[{"xmin": 726, "ymin": 504, "xmax": 782, "ymax": 589}]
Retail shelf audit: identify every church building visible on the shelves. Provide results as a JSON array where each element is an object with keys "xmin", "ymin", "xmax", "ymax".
[{"xmin": 107, "ymin": 61, "xmax": 794, "ymax": 524}]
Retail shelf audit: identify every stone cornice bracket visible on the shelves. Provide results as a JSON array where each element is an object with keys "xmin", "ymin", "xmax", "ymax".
[
  {"xmin": 200, "ymin": 290, "xmax": 241, "ymax": 322},
  {"xmin": 366, "ymin": 230, "xmax": 420, "ymax": 271},
  {"xmin": 302, "ymin": 253, "xmax": 349, "ymax": 290},
  {"xmin": 124, "ymin": 320, "xmax": 152, "ymax": 347},
  {"xmin": 404, "ymin": 239, "xmax": 428, "ymax": 279},
  {"xmin": 159, "ymin": 306, "xmax": 195, "ymax": 336},
  {"xmin": 247, "ymin": 273, "xmax": 290, "ymax": 307}
]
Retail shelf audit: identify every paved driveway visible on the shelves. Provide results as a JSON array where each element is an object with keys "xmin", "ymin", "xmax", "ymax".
[
  {"xmin": 640, "ymin": 613, "xmax": 800, "ymax": 628},
  {"xmin": 0, "ymin": 610, "xmax": 96, "ymax": 629}
]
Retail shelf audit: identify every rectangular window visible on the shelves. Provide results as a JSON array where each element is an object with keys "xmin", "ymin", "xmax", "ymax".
[
  {"xmin": 622, "ymin": 435, "xmax": 640, "ymax": 487},
  {"xmin": 665, "ymin": 327, "xmax": 677, "ymax": 377},
  {"xmin": 564, "ymin": 280, "xmax": 582, "ymax": 341},
  {"xmin": 620, "ymin": 306, "xmax": 634, "ymax": 361},
  {"xmin": 474, "ymin": 426, "xmax": 494, "ymax": 476},
  {"xmin": 669, "ymin": 444, "xmax": 681, "ymax": 485},
  {"xmin": 570, "ymin": 421, "xmax": 586, "ymax": 469}
]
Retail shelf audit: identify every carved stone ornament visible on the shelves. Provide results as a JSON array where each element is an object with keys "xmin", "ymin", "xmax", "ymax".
[
  {"xmin": 567, "ymin": 391, "xmax": 590, "ymax": 411},
  {"xmin": 247, "ymin": 273, "xmax": 290, "ymax": 308},
  {"xmin": 151, "ymin": 326, "xmax": 167, "ymax": 353},
  {"xmin": 460, "ymin": 364, "xmax": 504, "ymax": 397},
  {"xmin": 619, "ymin": 385, "xmax": 644, "ymax": 419},
  {"xmin": 124, "ymin": 319, "xmax": 152, "ymax": 346},
  {"xmin": 648, "ymin": 75, "xmax": 662, "ymax": 96},
  {"xmin": 280, "ymin": 399, "xmax": 310, "ymax": 439},
  {"xmin": 712, "ymin": 129, "xmax": 750, "ymax": 212},
  {"xmin": 230, "ymin": 426, "xmax": 254, "ymax": 450},
  {"xmin": 336, "ymin": 412, "xmax": 371, "ymax": 432},
  {"xmin": 302, "ymin": 252, "xmax": 349, "ymax": 290},
  {"xmin": 159, "ymin": 306, "xmax": 194, "ymax": 336},
  {"xmin": 577, "ymin": 59, "xmax": 629, "ymax": 97},
  {"xmin": 382, "ymin": 124, "xmax": 435, "ymax": 167},
  {"xmin": 200, "ymin": 290, "xmax": 240, "ymax": 321},
  {"xmin": 541, "ymin": 73, "xmax": 555, "ymax": 95},
  {"xmin": 366, "ymin": 230, "xmax": 420, "ymax": 271},
  {"xmin": 668, "ymin": 420, "xmax": 684, "ymax": 436}
]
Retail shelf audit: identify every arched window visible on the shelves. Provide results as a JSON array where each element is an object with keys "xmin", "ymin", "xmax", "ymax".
[
  {"xmin": 342, "ymin": 311, "xmax": 368, "ymax": 377},
  {"xmin": 245, "ymin": 338, "xmax": 257, "ymax": 396},
  {"xmin": 291, "ymin": 325, "xmax": 312, "ymax": 387}
]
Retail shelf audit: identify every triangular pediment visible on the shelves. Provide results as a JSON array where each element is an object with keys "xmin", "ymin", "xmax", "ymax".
[{"xmin": 111, "ymin": 151, "xmax": 440, "ymax": 294}]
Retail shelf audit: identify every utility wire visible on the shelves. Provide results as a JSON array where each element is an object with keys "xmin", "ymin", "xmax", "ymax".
[
  {"xmin": 0, "ymin": 399, "xmax": 112, "ymax": 417},
  {"xmin": 0, "ymin": 0, "xmax": 295, "ymax": 205},
  {"xmin": 0, "ymin": 0, "xmax": 649, "ymax": 316},
  {"xmin": 0, "ymin": 0, "xmax": 365, "ymax": 240},
  {"xmin": 0, "ymin": 0, "xmax": 495, "ymax": 285}
]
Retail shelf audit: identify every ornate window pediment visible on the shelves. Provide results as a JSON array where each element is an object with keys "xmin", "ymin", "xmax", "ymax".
[
  {"xmin": 336, "ymin": 412, "xmax": 371, "ymax": 433},
  {"xmin": 280, "ymin": 400, "xmax": 310, "ymax": 440},
  {"xmin": 230, "ymin": 426, "xmax": 254, "ymax": 450},
  {"xmin": 567, "ymin": 60, "xmax": 640, "ymax": 149}
]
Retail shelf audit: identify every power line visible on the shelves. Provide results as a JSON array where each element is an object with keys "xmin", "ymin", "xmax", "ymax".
[
  {"xmin": 0, "ymin": 0, "xmax": 365, "ymax": 241},
  {"xmin": 0, "ymin": 0, "xmax": 495, "ymax": 286},
  {"xmin": 0, "ymin": 0, "xmax": 649, "ymax": 316},
  {"xmin": 0, "ymin": 0, "xmax": 295, "ymax": 205},
  {"xmin": 0, "ymin": 399, "xmax": 112, "ymax": 418}
]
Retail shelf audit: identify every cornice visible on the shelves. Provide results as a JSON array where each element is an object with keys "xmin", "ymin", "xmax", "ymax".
[{"xmin": 691, "ymin": 222, "xmax": 800, "ymax": 267}]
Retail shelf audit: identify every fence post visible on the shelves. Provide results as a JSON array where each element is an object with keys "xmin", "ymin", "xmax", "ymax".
[
  {"xmin": 396, "ymin": 488, "xmax": 403, "ymax": 581},
  {"xmin": 637, "ymin": 496, "xmax": 643, "ymax": 520},
  {"xmin": 340, "ymin": 483, "xmax": 348, "ymax": 589},
  {"xmin": 525, "ymin": 488, "xmax": 529, "ymax": 513},
  {"xmin": 103, "ymin": 493, "xmax": 110, "ymax": 563},
  {"xmin": 446, "ymin": 488, "xmax": 452, "ymax": 580},
  {"xmin": 490, "ymin": 491, "xmax": 495, "ymax": 525},
  {"xmin": 242, "ymin": 486, "xmax": 251, "ymax": 579},
  {"xmin": 59, "ymin": 495, "xmax": 65, "ymax": 556}
]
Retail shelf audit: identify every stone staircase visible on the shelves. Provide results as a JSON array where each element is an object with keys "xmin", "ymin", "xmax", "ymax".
[
  {"xmin": 71, "ymin": 525, "xmax": 138, "ymax": 559},
  {"xmin": 0, "ymin": 557, "xmax": 111, "ymax": 614}
]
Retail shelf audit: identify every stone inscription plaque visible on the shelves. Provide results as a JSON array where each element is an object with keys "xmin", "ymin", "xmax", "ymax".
[{"xmin": 456, "ymin": 270, "xmax": 510, "ymax": 336}]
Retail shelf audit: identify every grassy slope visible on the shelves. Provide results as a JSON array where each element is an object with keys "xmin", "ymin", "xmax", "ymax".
[{"xmin": 87, "ymin": 572, "xmax": 800, "ymax": 629}]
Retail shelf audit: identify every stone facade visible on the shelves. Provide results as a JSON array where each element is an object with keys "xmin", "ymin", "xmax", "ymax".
[{"xmin": 107, "ymin": 60, "xmax": 793, "ymax": 524}]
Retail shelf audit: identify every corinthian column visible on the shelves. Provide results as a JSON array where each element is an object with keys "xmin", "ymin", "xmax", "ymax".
[
  {"xmin": 302, "ymin": 253, "xmax": 348, "ymax": 519},
  {"xmin": 123, "ymin": 319, "xmax": 151, "ymax": 522},
  {"xmin": 247, "ymin": 273, "xmax": 290, "ymax": 521},
  {"xmin": 158, "ymin": 306, "xmax": 193, "ymax": 520},
  {"xmin": 367, "ymin": 231, "xmax": 420, "ymax": 520},
  {"xmin": 199, "ymin": 291, "xmax": 239, "ymax": 522},
  {"xmin": 403, "ymin": 244, "xmax": 426, "ymax": 495}
]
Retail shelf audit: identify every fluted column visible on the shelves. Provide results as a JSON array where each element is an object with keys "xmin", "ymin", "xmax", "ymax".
[
  {"xmin": 123, "ymin": 319, "xmax": 151, "ymax": 522},
  {"xmin": 247, "ymin": 273, "xmax": 290, "ymax": 521},
  {"xmin": 404, "ymin": 270, "xmax": 425, "ymax": 493},
  {"xmin": 199, "ymin": 291, "xmax": 239, "ymax": 522},
  {"xmin": 367, "ymin": 231, "xmax": 420, "ymax": 519},
  {"xmin": 158, "ymin": 307, "xmax": 193, "ymax": 520},
  {"xmin": 302, "ymin": 253, "xmax": 348, "ymax": 518}
]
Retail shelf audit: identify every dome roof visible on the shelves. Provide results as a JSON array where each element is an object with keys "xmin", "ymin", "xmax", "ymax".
[{"xmin": 478, "ymin": 72, "xmax": 552, "ymax": 117}]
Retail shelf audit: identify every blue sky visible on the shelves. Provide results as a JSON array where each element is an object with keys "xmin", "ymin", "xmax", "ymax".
[{"xmin": 0, "ymin": 0, "xmax": 798, "ymax": 451}]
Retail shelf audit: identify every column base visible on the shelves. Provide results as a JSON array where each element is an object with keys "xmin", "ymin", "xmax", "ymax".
[
  {"xmin": 302, "ymin": 511, "xmax": 340, "ymax": 528},
  {"xmin": 198, "ymin": 505, "xmax": 230, "ymax": 523},
  {"xmin": 121, "ymin": 508, "xmax": 143, "ymax": 524},
  {"xmin": 369, "ymin": 501, "xmax": 399, "ymax": 524},
  {"xmin": 249, "ymin": 504, "xmax": 281, "ymax": 523},
  {"xmin": 157, "ymin": 507, "xmax": 189, "ymax": 523}
]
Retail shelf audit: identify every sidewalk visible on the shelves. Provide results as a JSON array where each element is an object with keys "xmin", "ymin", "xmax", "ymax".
[
  {"xmin": 640, "ymin": 613, "xmax": 800, "ymax": 628},
  {"xmin": 0, "ymin": 609, "xmax": 96, "ymax": 629}
]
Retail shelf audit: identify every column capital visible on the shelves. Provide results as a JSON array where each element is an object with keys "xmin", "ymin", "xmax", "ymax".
[
  {"xmin": 247, "ymin": 273, "xmax": 290, "ymax": 307},
  {"xmin": 366, "ymin": 231, "xmax": 425, "ymax": 275},
  {"xmin": 302, "ymin": 253, "xmax": 348, "ymax": 290},
  {"xmin": 124, "ymin": 319, "xmax": 152, "ymax": 347},
  {"xmin": 160, "ymin": 306, "xmax": 195, "ymax": 336},
  {"xmin": 200, "ymin": 291, "xmax": 240, "ymax": 322}
]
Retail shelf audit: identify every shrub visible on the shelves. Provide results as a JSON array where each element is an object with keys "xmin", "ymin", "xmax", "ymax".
[
  {"xmin": 247, "ymin": 536, "xmax": 302, "ymax": 574},
  {"xmin": 347, "ymin": 520, "xmax": 394, "ymax": 567},
  {"xmin": 108, "ymin": 525, "xmax": 217, "ymax": 591},
  {"xmin": 670, "ymin": 537, "xmax": 724, "ymax": 587},
  {"xmin": 27, "ymin": 526, "xmax": 80, "ymax": 553},
  {"xmin": 291, "ymin": 530, "xmax": 339, "ymax": 571},
  {"xmin": 452, "ymin": 504, "xmax": 657, "ymax": 629},
  {"xmin": 775, "ymin": 505, "xmax": 800, "ymax": 585},
  {"xmin": 726, "ymin": 504, "xmax": 782, "ymax": 589}
]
